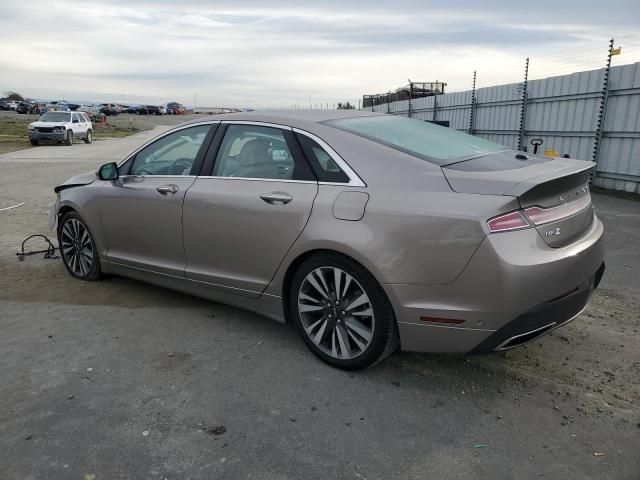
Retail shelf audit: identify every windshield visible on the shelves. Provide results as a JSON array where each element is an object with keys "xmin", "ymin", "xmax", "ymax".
[
  {"xmin": 326, "ymin": 115, "xmax": 508, "ymax": 165},
  {"xmin": 39, "ymin": 112, "xmax": 71, "ymax": 122}
]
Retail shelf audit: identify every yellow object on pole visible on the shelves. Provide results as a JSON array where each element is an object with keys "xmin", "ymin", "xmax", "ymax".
[{"xmin": 611, "ymin": 47, "xmax": 621, "ymax": 56}]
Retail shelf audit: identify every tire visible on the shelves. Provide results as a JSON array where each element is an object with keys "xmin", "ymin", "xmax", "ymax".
[
  {"xmin": 57, "ymin": 211, "xmax": 102, "ymax": 281},
  {"xmin": 30, "ymin": 139, "xmax": 39, "ymax": 146},
  {"xmin": 65, "ymin": 130, "xmax": 73, "ymax": 146},
  {"xmin": 289, "ymin": 253, "xmax": 399, "ymax": 370},
  {"xmin": 84, "ymin": 130, "xmax": 93, "ymax": 144}
]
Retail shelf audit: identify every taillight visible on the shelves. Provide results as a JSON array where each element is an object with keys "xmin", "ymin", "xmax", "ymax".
[
  {"xmin": 487, "ymin": 211, "xmax": 530, "ymax": 233},
  {"xmin": 524, "ymin": 194, "xmax": 591, "ymax": 226}
]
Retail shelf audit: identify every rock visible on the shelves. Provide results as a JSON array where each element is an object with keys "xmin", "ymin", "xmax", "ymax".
[
  {"xmin": 207, "ymin": 425, "xmax": 226, "ymax": 435},
  {"xmin": 142, "ymin": 430, "xmax": 150, "ymax": 437}
]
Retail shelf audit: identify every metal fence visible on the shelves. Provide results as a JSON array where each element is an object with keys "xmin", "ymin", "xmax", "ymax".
[{"xmin": 367, "ymin": 61, "xmax": 640, "ymax": 194}]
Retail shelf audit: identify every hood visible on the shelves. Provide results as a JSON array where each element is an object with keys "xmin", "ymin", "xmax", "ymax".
[
  {"xmin": 54, "ymin": 171, "xmax": 96, "ymax": 193},
  {"xmin": 31, "ymin": 121, "xmax": 68, "ymax": 128}
]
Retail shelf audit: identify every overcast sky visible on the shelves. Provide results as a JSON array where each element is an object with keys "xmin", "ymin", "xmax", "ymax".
[{"xmin": 1, "ymin": 0, "xmax": 638, "ymax": 107}]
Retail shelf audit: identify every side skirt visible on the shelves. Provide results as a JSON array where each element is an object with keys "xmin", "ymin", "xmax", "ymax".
[{"xmin": 101, "ymin": 260, "xmax": 286, "ymax": 323}]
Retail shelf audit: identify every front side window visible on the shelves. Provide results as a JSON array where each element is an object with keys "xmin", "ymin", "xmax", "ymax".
[
  {"xmin": 326, "ymin": 115, "xmax": 507, "ymax": 165},
  {"xmin": 213, "ymin": 125, "xmax": 308, "ymax": 180},
  {"xmin": 130, "ymin": 124, "xmax": 211, "ymax": 176}
]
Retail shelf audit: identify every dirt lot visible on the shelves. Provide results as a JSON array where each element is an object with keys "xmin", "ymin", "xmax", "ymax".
[
  {"xmin": 0, "ymin": 111, "xmax": 210, "ymax": 155},
  {"xmin": 0, "ymin": 131, "xmax": 638, "ymax": 479}
]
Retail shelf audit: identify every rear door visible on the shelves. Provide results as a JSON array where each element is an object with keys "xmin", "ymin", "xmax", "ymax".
[
  {"xmin": 71, "ymin": 113, "xmax": 86, "ymax": 137},
  {"xmin": 98, "ymin": 123, "xmax": 215, "ymax": 276},
  {"xmin": 183, "ymin": 122, "xmax": 318, "ymax": 297}
]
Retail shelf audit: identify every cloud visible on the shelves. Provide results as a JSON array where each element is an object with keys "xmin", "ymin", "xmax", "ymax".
[{"xmin": 0, "ymin": 0, "xmax": 638, "ymax": 107}]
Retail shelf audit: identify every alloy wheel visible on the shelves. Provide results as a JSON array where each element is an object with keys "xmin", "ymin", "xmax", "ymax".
[
  {"xmin": 60, "ymin": 218, "xmax": 94, "ymax": 277},
  {"xmin": 297, "ymin": 266, "xmax": 375, "ymax": 360}
]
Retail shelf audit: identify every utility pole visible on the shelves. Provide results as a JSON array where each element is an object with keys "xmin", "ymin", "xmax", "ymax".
[
  {"xmin": 592, "ymin": 38, "xmax": 616, "ymax": 179},
  {"xmin": 517, "ymin": 58, "xmax": 529, "ymax": 151}
]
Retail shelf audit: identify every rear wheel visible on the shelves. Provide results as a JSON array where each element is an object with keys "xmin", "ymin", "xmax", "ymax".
[
  {"xmin": 57, "ymin": 212, "xmax": 102, "ymax": 281},
  {"xmin": 289, "ymin": 253, "xmax": 399, "ymax": 370},
  {"xmin": 65, "ymin": 130, "xmax": 73, "ymax": 146},
  {"xmin": 84, "ymin": 129, "xmax": 93, "ymax": 144}
]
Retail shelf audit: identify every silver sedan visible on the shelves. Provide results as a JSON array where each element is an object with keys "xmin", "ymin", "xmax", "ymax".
[{"xmin": 52, "ymin": 111, "xmax": 605, "ymax": 369}]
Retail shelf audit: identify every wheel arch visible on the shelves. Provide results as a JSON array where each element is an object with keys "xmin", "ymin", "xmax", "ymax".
[{"xmin": 280, "ymin": 248, "xmax": 395, "ymax": 324}]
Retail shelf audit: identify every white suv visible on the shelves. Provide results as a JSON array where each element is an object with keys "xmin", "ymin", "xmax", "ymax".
[{"xmin": 28, "ymin": 111, "xmax": 93, "ymax": 146}]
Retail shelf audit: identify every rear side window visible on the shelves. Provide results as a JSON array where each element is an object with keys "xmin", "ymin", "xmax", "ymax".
[{"xmin": 296, "ymin": 133, "xmax": 349, "ymax": 183}]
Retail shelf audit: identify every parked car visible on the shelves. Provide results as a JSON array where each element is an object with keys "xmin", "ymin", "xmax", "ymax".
[
  {"xmin": 124, "ymin": 105, "xmax": 141, "ymax": 114},
  {"xmin": 0, "ymin": 101, "xmax": 10, "ymax": 110},
  {"xmin": 167, "ymin": 102, "xmax": 186, "ymax": 115},
  {"xmin": 3, "ymin": 100, "xmax": 19, "ymax": 111},
  {"xmin": 16, "ymin": 102, "xmax": 34, "ymax": 114},
  {"xmin": 99, "ymin": 104, "xmax": 119, "ymax": 116},
  {"xmin": 50, "ymin": 111, "xmax": 604, "ymax": 370},
  {"xmin": 138, "ymin": 105, "xmax": 162, "ymax": 115},
  {"xmin": 28, "ymin": 111, "xmax": 93, "ymax": 146}
]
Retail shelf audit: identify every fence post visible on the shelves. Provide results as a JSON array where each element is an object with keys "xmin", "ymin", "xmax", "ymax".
[
  {"xmin": 468, "ymin": 70, "xmax": 477, "ymax": 134},
  {"xmin": 517, "ymin": 57, "xmax": 529, "ymax": 151},
  {"xmin": 387, "ymin": 91, "xmax": 391, "ymax": 114},
  {"xmin": 592, "ymin": 38, "xmax": 615, "ymax": 180},
  {"xmin": 408, "ymin": 82, "xmax": 413, "ymax": 118},
  {"xmin": 433, "ymin": 81, "xmax": 439, "ymax": 121}
]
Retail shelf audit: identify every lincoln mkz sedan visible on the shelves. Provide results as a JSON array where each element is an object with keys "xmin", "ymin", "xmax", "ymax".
[{"xmin": 51, "ymin": 111, "xmax": 605, "ymax": 369}]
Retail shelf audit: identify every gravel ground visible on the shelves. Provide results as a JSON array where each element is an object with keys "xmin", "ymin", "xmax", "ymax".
[{"xmin": 0, "ymin": 132, "xmax": 638, "ymax": 479}]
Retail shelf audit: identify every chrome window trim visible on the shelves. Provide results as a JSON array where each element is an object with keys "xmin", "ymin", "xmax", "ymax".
[
  {"xmin": 119, "ymin": 174, "xmax": 197, "ymax": 179},
  {"xmin": 292, "ymin": 127, "xmax": 366, "ymax": 187},
  {"xmin": 219, "ymin": 120, "xmax": 294, "ymax": 131},
  {"xmin": 195, "ymin": 176, "xmax": 315, "ymax": 185},
  {"xmin": 117, "ymin": 121, "xmax": 220, "ymax": 168}
]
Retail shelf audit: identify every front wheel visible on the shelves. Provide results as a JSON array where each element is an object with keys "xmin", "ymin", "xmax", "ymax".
[
  {"xmin": 58, "ymin": 212, "xmax": 102, "ymax": 281},
  {"xmin": 30, "ymin": 139, "xmax": 39, "ymax": 146},
  {"xmin": 65, "ymin": 130, "xmax": 73, "ymax": 146},
  {"xmin": 84, "ymin": 129, "xmax": 93, "ymax": 144},
  {"xmin": 289, "ymin": 253, "xmax": 399, "ymax": 370}
]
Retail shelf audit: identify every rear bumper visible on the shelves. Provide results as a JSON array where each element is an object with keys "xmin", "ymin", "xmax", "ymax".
[
  {"xmin": 469, "ymin": 261, "xmax": 604, "ymax": 353},
  {"xmin": 385, "ymin": 215, "xmax": 605, "ymax": 353}
]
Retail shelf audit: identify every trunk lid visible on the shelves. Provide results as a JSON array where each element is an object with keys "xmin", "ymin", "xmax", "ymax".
[{"xmin": 443, "ymin": 152, "xmax": 595, "ymax": 248}]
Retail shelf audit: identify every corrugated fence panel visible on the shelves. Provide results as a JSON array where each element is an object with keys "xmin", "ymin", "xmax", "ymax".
[{"xmin": 371, "ymin": 62, "xmax": 640, "ymax": 193}]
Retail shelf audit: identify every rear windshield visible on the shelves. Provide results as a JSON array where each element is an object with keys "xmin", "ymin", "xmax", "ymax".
[
  {"xmin": 39, "ymin": 112, "xmax": 71, "ymax": 122},
  {"xmin": 326, "ymin": 115, "xmax": 508, "ymax": 165}
]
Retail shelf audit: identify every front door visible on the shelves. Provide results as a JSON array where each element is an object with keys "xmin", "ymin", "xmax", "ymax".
[
  {"xmin": 99, "ymin": 124, "xmax": 213, "ymax": 276},
  {"xmin": 183, "ymin": 123, "xmax": 318, "ymax": 297}
]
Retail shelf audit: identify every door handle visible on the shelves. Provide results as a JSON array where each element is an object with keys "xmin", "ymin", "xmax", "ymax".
[
  {"xmin": 259, "ymin": 192, "xmax": 293, "ymax": 205},
  {"xmin": 156, "ymin": 184, "xmax": 179, "ymax": 195}
]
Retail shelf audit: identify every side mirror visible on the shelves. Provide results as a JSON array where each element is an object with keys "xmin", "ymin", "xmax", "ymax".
[
  {"xmin": 73, "ymin": 119, "xmax": 79, "ymax": 123},
  {"xmin": 97, "ymin": 162, "xmax": 119, "ymax": 180}
]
